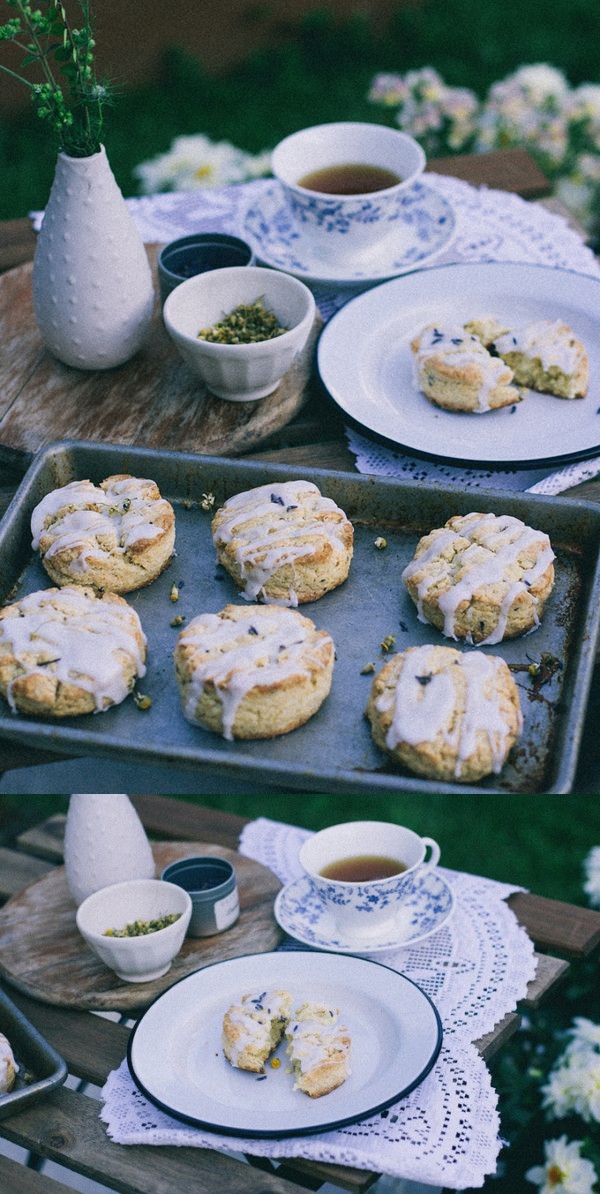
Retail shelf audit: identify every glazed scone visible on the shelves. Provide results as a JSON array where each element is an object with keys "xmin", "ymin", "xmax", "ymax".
[
  {"xmin": 410, "ymin": 323, "xmax": 521, "ymax": 413},
  {"xmin": 285, "ymin": 1002, "xmax": 351, "ymax": 1098},
  {"xmin": 0, "ymin": 586, "xmax": 147, "ymax": 717},
  {"xmin": 222, "ymin": 990, "xmax": 292, "ymax": 1073},
  {"xmin": 492, "ymin": 320, "xmax": 589, "ymax": 399},
  {"xmin": 211, "ymin": 480, "xmax": 353, "ymax": 605},
  {"xmin": 402, "ymin": 512, "xmax": 555, "ymax": 645},
  {"xmin": 0, "ymin": 1033, "xmax": 18, "ymax": 1095},
  {"xmin": 175, "ymin": 603, "xmax": 334, "ymax": 740},
  {"xmin": 367, "ymin": 644, "xmax": 523, "ymax": 783},
  {"xmin": 31, "ymin": 475, "xmax": 176, "ymax": 594}
]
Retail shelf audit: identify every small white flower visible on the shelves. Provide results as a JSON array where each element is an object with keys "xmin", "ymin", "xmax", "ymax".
[
  {"xmin": 543, "ymin": 1049, "xmax": 600, "ymax": 1124},
  {"xmin": 583, "ymin": 847, "xmax": 600, "ymax": 907},
  {"xmin": 526, "ymin": 1136, "xmax": 597, "ymax": 1193},
  {"xmin": 134, "ymin": 133, "xmax": 270, "ymax": 194}
]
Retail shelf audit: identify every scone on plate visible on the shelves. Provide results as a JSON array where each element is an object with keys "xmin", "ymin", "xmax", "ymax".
[
  {"xmin": 0, "ymin": 1033, "xmax": 18, "ymax": 1095},
  {"xmin": 285, "ymin": 1002, "xmax": 351, "ymax": 1098},
  {"xmin": 0, "ymin": 585, "xmax": 147, "ymax": 717},
  {"xmin": 410, "ymin": 323, "xmax": 521, "ymax": 413},
  {"xmin": 463, "ymin": 316, "xmax": 510, "ymax": 347},
  {"xmin": 222, "ymin": 990, "xmax": 292, "ymax": 1073},
  {"xmin": 211, "ymin": 480, "xmax": 353, "ymax": 605},
  {"xmin": 31, "ymin": 475, "xmax": 175, "ymax": 594},
  {"xmin": 402, "ymin": 511, "xmax": 555, "ymax": 645},
  {"xmin": 367, "ymin": 643, "xmax": 523, "ymax": 783},
  {"xmin": 175, "ymin": 603, "xmax": 334, "ymax": 740},
  {"xmin": 492, "ymin": 320, "xmax": 589, "ymax": 399}
]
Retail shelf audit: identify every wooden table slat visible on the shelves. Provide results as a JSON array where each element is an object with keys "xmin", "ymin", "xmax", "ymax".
[
  {"xmin": 425, "ymin": 147, "xmax": 552, "ymax": 197},
  {"xmin": 0, "ymin": 1153, "xmax": 79, "ymax": 1194},
  {"xmin": 0, "ymin": 846, "xmax": 54, "ymax": 898},
  {"xmin": 507, "ymin": 891, "xmax": 600, "ymax": 959},
  {"xmin": 523, "ymin": 953, "xmax": 570, "ymax": 1008},
  {"xmin": 1, "ymin": 1084, "xmax": 317, "ymax": 1194},
  {"xmin": 474, "ymin": 1011, "xmax": 521, "ymax": 1062}
]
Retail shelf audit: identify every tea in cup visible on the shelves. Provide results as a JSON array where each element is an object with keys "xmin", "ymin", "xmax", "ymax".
[
  {"xmin": 271, "ymin": 121, "xmax": 425, "ymax": 264},
  {"xmin": 299, "ymin": 820, "xmax": 440, "ymax": 940}
]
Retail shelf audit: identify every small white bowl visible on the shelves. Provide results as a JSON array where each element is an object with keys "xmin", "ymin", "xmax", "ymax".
[
  {"xmin": 76, "ymin": 879, "xmax": 192, "ymax": 983},
  {"xmin": 163, "ymin": 265, "xmax": 316, "ymax": 401}
]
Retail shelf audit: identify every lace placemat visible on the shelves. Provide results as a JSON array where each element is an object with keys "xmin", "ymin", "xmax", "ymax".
[
  {"xmin": 31, "ymin": 172, "xmax": 600, "ymax": 493},
  {"xmin": 100, "ymin": 816, "xmax": 537, "ymax": 1190}
]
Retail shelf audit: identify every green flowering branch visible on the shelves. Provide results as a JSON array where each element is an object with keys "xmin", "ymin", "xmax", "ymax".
[{"xmin": 0, "ymin": 1, "xmax": 111, "ymax": 157}]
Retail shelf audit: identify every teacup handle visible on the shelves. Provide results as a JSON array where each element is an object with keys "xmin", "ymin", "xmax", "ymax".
[{"xmin": 422, "ymin": 837, "xmax": 441, "ymax": 868}]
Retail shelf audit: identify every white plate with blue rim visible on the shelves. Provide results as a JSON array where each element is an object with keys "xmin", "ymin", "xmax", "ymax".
[
  {"xmin": 242, "ymin": 179, "xmax": 456, "ymax": 286},
  {"xmin": 127, "ymin": 950, "xmax": 442, "ymax": 1137},
  {"xmin": 274, "ymin": 870, "xmax": 454, "ymax": 955}
]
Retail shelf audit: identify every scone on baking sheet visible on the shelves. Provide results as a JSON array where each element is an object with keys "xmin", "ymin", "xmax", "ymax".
[
  {"xmin": 285, "ymin": 1002, "xmax": 351, "ymax": 1098},
  {"xmin": 175, "ymin": 603, "xmax": 334, "ymax": 741},
  {"xmin": 410, "ymin": 323, "xmax": 521, "ymax": 414},
  {"xmin": 222, "ymin": 990, "xmax": 292, "ymax": 1073},
  {"xmin": 402, "ymin": 512, "xmax": 555, "ymax": 645},
  {"xmin": 211, "ymin": 480, "xmax": 353, "ymax": 606},
  {"xmin": 492, "ymin": 320, "xmax": 589, "ymax": 399},
  {"xmin": 31, "ymin": 475, "xmax": 176, "ymax": 594},
  {"xmin": 0, "ymin": 585, "xmax": 147, "ymax": 718},
  {"xmin": 366, "ymin": 643, "xmax": 523, "ymax": 784},
  {"xmin": 0, "ymin": 1033, "xmax": 18, "ymax": 1095}
]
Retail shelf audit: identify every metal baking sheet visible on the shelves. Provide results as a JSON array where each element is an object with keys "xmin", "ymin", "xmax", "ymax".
[
  {"xmin": 0, "ymin": 984, "xmax": 67, "ymax": 1120},
  {"xmin": 0, "ymin": 439, "xmax": 599, "ymax": 794}
]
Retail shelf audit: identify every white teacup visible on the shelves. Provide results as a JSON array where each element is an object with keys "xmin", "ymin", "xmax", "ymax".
[
  {"xmin": 299, "ymin": 821, "xmax": 440, "ymax": 941},
  {"xmin": 271, "ymin": 121, "xmax": 425, "ymax": 264}
]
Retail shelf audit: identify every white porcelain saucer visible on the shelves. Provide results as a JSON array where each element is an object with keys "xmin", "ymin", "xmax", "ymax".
[
  {"xmin": 242, "ymin": 180, "xmax": 456, "ymax": 286},
  {"xmin": 274, "ymin": 869, "xmax": 455, "ymax": 955}
]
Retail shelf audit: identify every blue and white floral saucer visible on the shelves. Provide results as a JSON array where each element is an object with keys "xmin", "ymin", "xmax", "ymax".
[
  {"xmin": 242, "ymin": 180, "xmax": 456, "ymax": 286},
  {"xmin": 274, "ymin": 869, "xmax": 455, "ymax": 955}
]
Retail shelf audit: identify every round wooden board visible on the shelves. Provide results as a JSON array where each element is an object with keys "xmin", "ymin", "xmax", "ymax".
[
  {"xmin": 0, "ymin": 250, "xmax": 320, "ymax": 462},
  {"xmin": 0, "ymin": 842, "xmax": 283, "ymax": 1012}
]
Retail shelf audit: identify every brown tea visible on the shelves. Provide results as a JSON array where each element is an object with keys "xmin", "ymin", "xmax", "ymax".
[
  {"xmin": 297, "ymin": 163, "xmax": 402, "ymax": 195},
  {"xmin": 320, "ymin": 854, "xmax": 408, "ymax": 882}
]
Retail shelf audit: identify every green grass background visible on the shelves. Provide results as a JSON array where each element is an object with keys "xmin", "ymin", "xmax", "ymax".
[{"xmin": 2, "ymin": 0, "xmax": 600, "ymax": 219}]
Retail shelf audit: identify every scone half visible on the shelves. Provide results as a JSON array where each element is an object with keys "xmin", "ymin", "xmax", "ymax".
[
  {"xmin": 211, "ymin": 480, "xmax": 353, "ymax": 605},
  {"xmin": 0, "ymin": 585, "xmax": 147, "ymax": 718},
  {"xmin": 222, "ymin": 990, "xmax": 292, "ymax": 1073},
  {"xmin": 31, "ymin": 475, "xmax": 176, "ymax": 594},
  {"xmin": 175, "ymin": 603, "xmax": 334, "ymax": 740},
  {"xmin": 367, "ymin": 643, "xmax": 523, "ymax": 784},
  {"xmin": 493, "ymin": 320, "xmax": 589, "ymax": 399},
  {"xmin": 411, "ymin": 323, "xmax": 521, "ymax": 413},
  {"xmin": 285, "ymin": 1001, "xmax": 351, "ymax": 1098}
]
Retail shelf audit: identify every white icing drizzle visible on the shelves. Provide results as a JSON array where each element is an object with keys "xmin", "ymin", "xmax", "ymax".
[
  {"xmin": 223, "ymin": 990, "xmax": 290, "ymax": 1068},
  {"xmin": 0, "ymin": 1032, "xmax": 18, "ymax": 1094},
  {"xmin": 412, "ymin": 323, "xmax": 514, "ymax": 412},
  {"xmin": 402, "ymin": 513, "xmax": 555, "ymax": 645},
  {"xmin": 377, "ymin": 645, "xmax": 522, "ymax": 777},
  {"xmin": 286, "ymin": 1003, "xmax": 351, "ymax": 1081},
  {"xmin": 0, "ymin": 587, "xmax": 146, "ymax": 713},
  {"xmin": 31, "ymin": 477, "xmax": 169, "ymax": 570},
  {"xmin": 212, "ymin": 481, "xmax": 349, "ymax": 604},
  {"xmin": 179, "ymin": 606, "xmax": 332, "ymax": 740},
  {"xmin": 494, "ymin": 320, "xmax": 581, "ymax": 375}
]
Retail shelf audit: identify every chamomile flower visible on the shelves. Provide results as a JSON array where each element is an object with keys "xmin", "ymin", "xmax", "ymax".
[
  {"xmin": 543, "ymin": 1049, "xmax": 600, "ymax": 1124},
  {"xmin": 134, "ymin": 134, "xmax": 270, "ymax": 194},
  {"xmin": 526, "ymin": 1136, "xmax": 597, "ymax": 1193}
]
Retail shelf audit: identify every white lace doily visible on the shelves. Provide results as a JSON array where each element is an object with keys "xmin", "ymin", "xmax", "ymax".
[
  {"xmin": 31, "ymin": 173, "xmax": 600, "ymax": 493},
  {"xmin": 100, "ymin": 817, "xmax": 537, "ymax": 1190}
]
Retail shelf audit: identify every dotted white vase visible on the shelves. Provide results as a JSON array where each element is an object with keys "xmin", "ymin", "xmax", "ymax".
[
  {"xmin": 64, "ymin": 793, "xmax": 156, "ymax": 906},
  {"xmin": 32, "ymin": 146, "xmax": 154, "ymax": 369}
]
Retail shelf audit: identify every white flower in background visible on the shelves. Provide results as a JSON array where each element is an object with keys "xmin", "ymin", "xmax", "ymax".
[
  {"xmin": 566, "ymin": 1018, "xmax": 600, "ymax": 1056},
  {"xmin": 583, "ymin": 846, "xmax": 600, "ymax": 907},
  {"xmin": 505, "ymin": 64, "xmax": 569, "ymax": 105},
  {"xmin": 369, "ymin": 65, "xmax": 478, "ymax": 155},
  {"xmin": 134, "ymin": 133, "xmax": 271, "ymax": 194},
  {"xmin": 526, "ymin": 1136, "xmax": 597, "ymax": 1193},
  {"xmin": 476, "ymin": 63, "xmax": 569, "ymax": 169},
  {"xmin": 543, "ymin": 1046, "xmax": 600, "ymax": 1124}
]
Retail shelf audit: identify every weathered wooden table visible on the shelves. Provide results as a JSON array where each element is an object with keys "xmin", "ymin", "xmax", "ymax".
[
  {"xmin": 0, "ymin": 148, "xmax": 599, "ymax": 791},
  {"xmin": 1, "ymin": 794, "xmax": 599, "ymax": 1194}
]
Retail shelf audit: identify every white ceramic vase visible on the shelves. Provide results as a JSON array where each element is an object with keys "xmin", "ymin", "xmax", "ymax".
[
  {"xmin": 64, "ymin": 793, "xmax": 156, "ymax": 906},
  {"xmin": 32, "ymin": 146, "xmax": 154, "ymax": 369}
]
